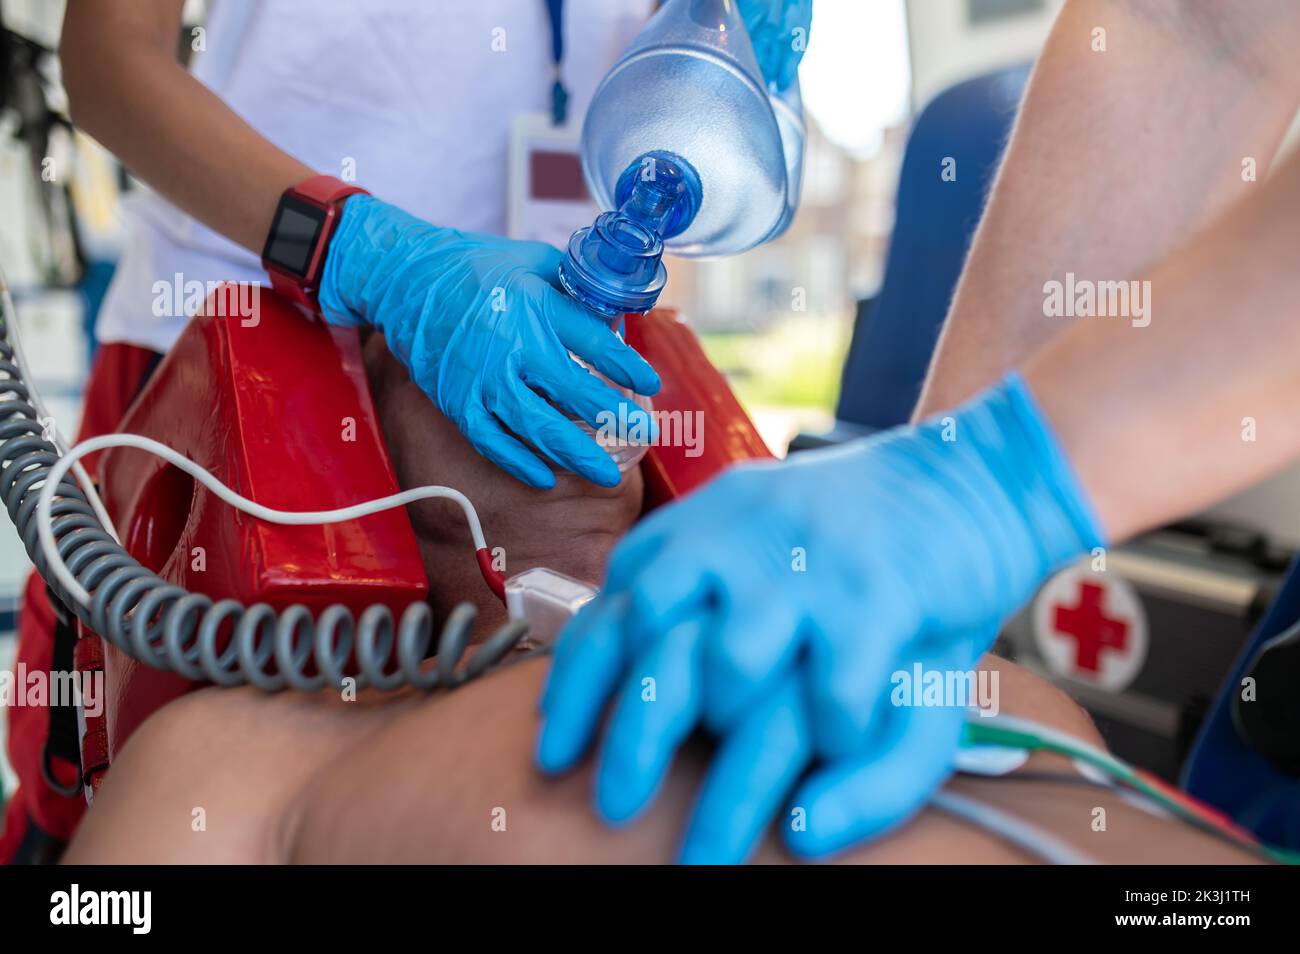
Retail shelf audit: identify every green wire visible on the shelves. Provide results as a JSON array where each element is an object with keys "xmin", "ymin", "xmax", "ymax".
[{"xmin": 960, "ymin": 717, "xmax": 1300, "ymax": 865}]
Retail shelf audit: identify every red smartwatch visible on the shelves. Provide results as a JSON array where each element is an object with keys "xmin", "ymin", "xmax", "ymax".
[{"xmin": 261, "ymin": 174, "xmax": 369, "ymax": 314}]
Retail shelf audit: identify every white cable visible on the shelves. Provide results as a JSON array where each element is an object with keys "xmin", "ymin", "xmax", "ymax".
[
  {"xmin": 976, "ymin": 711, "xmax": 1131, "ymax": 776},
  {"xmin": 1, "ymin": 268, "xmax": 120, "ymax": 542},
  {"xmin": 930, "ymin": 789, "xmax": 1097, "ymax": 866},
  {"xmin": 2, "ymin": 264, "xmax": 488, "ymax": 615},
  {"xmin": 37, "ymin": 432, "xmax": 488, "ymax": 608}
]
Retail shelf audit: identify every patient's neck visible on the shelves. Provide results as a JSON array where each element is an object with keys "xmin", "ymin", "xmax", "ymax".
[{"xmin": 364, "ymin": 338, "xmax": 643, "ymax": 630}]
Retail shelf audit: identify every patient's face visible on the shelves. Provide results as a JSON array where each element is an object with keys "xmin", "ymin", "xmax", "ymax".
[{"xmin": 363, "ymin": 336, "xmax": 644, "ymax": 629}]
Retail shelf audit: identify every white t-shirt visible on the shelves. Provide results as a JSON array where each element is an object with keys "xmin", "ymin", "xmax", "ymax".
[{"xmin": 95, "ymin": 0, "xmax": 651, "ymax": 352}]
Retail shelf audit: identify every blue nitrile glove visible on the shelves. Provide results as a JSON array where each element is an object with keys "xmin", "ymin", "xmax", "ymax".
[
  {"xmin": 738, "ymin": 0, "xmax": 813, "ymax": 92},
  {"xmin": 536, "ymin": 373, "xmax": 1104, "ymax": 862},
  {"xmin": 681, "ymin": 647, "xmax": 974, "ymax": 863},
  {"xmin": 318, "ymin": 195, "xmax": 660, "ymax": 489}
]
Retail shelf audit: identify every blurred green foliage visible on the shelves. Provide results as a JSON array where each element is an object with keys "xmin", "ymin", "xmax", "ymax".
[{"xmin": 698, "ymin": 314, "xmax": 850, "ymax": 412}]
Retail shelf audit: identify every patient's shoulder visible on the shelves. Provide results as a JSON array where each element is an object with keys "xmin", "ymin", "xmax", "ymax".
[
  {"xmin": 976, "ymin": 653, "xmax": 1103, "ymax": 748},
  {"xmin": 66, "ymin": 684, "xmax": 415, "ymax": 863}
]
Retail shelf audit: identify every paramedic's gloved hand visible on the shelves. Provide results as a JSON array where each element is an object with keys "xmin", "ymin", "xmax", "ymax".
[
  {"xmin": 536, "ymin": 373, "xmax": 1104, "ymax": 861},
  {"xmin": 318, "ymin": 195, "xmax": 660, "ymax": 489},
  {"xmin": 738, "ymin": 0, "xmax": 813, "ymax": 91}
]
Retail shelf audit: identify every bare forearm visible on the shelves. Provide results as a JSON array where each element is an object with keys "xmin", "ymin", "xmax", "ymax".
[
  {"xmin": 1024, "ymin": 146, "xmax": 1300, "ymax": 543},
  {"xmin": 60, "ymin": 0, "xmax": 313, "ymax": 253},
  {"xmin": 916, "ymin": 0, "xmax": 1300, "ymax": 417}
]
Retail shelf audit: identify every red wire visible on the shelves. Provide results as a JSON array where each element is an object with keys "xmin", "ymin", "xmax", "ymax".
[{"xmin": 475, "ymin": 547, "xmax": 506, "ymax": 603}]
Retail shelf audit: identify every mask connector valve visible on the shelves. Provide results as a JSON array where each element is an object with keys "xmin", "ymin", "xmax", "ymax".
[{"xmin": 559, "ymin": 150, "xmax": 701, "ymax": 319}]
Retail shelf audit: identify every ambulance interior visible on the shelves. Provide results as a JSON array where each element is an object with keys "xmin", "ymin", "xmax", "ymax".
[{"xmin": 2, "ymin": 0, "xmax": 1300, "ymax": 864}]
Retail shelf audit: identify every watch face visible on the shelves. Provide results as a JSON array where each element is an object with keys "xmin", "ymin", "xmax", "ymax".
[{"xmin": 265, "ymin": 195, "xmax": 328, "ymax": 278}]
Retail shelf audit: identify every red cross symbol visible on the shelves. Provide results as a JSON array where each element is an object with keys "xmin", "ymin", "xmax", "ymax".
[{"xmin": 1051, "ymin": 581, "xmax": 1129, "ymax": 674}]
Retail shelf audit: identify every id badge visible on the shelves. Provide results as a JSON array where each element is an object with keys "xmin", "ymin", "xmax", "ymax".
[{"xmin": 507, "ymin": 112, "xmax": 600, "ymax": 248}]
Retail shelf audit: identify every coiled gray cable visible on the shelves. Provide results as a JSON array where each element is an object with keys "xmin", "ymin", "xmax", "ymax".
[{"xmin": 0, "ymin": 302, "xmax": 531, "ymax": 692}]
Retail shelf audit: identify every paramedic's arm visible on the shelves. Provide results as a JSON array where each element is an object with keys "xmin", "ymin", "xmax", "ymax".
[
  {"xmin": 1025, "ymin": 142, "xmax": 1300, "ymax": 542},
  {"xmin": 60, "ymin": 0, "xmax": 312, "ymax": 252},
  {"xmin": 59, "ymin": 0, "xmax": 661, "ymax": 489},
  {"xmin": 916, "ymin": 0, "xmax": 1300, "ymax": 416}
]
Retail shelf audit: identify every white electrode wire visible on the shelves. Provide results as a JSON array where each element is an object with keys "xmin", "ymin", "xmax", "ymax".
[
  {"xmin": 977, "ymin": 711, "xmax": 1133, "ymax": 777},
  {"xmin": 37, "ymin": 432, "xmax": 489, "ymax": 608},
  {"xmin": 930, "ymin": 789, "xmax": 1097, "ymax": 866},
  {"xmin": 0, "ymin": 270, "xmax": 120, "ymax": 542}
]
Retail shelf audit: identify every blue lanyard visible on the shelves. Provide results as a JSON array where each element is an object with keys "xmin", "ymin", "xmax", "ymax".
[{"xmin": 544, "ymin": 0, "xmax": 568, "ymax": 125}]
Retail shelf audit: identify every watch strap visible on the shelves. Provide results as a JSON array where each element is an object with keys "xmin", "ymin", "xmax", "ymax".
[{"xmin": 262, "ymin": 175, "xmax": 369, "ymax": 314}]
